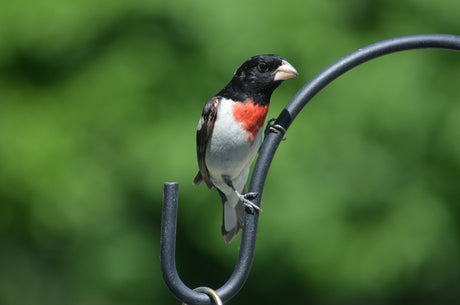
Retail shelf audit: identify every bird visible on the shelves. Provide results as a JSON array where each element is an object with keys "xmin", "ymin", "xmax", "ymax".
[{"xmin": 193, "ymin": 55, "xmax": 298, "ymax": 243}]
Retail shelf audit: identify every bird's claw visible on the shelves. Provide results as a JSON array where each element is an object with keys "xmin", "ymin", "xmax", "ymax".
[
  {"xmin": 238, "ymin": 192, "xmax": 262, "ymax": 212},
  {"xmin": 243, "ymin": 192, "xmax": 258, "ymax": 200},
  {"xmin": 264, "ymin": 118, "xmax": 287, "ymax": 141}
]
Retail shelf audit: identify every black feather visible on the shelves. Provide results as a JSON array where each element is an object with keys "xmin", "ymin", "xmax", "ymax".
[{"xmin": 193, "ymin": 97, "xmax": 220, "ymax": 188}]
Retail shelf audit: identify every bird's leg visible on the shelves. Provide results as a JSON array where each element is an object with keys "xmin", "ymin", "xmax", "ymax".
[{"xmin": 222, "ymin": 176, "xmax": 262, "ymax": 212}]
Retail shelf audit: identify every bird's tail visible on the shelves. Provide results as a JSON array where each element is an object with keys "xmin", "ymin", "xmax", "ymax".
[{"xmin": 218, "ymin": 188, "xmax": 245, "ymax": 244}]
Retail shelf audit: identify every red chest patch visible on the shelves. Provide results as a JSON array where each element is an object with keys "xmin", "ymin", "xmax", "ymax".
[{"xmin": 232, "ymin": 99, "xmax": 269, "ymax": 145}]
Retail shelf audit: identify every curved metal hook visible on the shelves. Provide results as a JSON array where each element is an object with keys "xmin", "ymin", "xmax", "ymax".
[{"xmin": 161, "ymin": 34, "xmax": 460, "ymax": 305}]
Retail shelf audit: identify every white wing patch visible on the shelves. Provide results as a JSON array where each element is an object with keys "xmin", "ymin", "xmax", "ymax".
[{"xmin": 197, "ymin": 116, "xmax": 204, "ymax": 131}]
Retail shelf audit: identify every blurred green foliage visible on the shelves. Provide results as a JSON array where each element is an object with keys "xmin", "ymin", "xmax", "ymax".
[{"xmin": 1, "ymin": 0, "xmax": 460, "ymax": 304}]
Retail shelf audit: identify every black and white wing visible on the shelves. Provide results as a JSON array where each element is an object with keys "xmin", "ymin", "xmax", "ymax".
[{"xmin": 192, "ymin": 97, "xmax": 220, "ymax": 188}]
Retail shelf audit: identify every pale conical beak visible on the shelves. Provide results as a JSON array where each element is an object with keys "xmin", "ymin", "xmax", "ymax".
[{"xmin": 273, "ymin": 60, "xmax": 299, "ymax": 81}]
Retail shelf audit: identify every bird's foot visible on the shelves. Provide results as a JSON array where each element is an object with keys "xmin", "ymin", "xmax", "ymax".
[
  {"xmin": 236, "ymin": 191, "xmax": 262, "ymax": 212},
  {"xmin": 264, "ymin": 118, "xmax": 287, "ymax": 141}
]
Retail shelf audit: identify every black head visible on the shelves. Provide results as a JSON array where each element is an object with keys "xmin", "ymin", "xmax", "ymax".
[{"xmin": 218, "ymin": 54, "xmax": 298, "ymax": 105}]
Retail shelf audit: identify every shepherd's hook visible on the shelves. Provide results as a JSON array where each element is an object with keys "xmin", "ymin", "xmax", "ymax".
[{"xmin": 161, "ymin": 34, "xmax": 460, "ymax": 305}]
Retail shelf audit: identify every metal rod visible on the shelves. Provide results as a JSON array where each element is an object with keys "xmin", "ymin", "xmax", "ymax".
[
  {"xmin": 160, "ymin": 34, "xmax": 460, "ymax": 305},
  {"xmin": 275, "ymin": 34, "xmax": 460, "ymax": 129}
]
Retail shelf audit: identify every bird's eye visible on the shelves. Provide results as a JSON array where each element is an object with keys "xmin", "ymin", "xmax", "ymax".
[{"xmin": 257, "ymin": 63, "xmax": 268, "ymax": 73}]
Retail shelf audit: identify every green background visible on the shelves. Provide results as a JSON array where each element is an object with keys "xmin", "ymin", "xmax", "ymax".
[{"xmin": 1, "ymin": 0, "xmax": 459, "ymax": 304}]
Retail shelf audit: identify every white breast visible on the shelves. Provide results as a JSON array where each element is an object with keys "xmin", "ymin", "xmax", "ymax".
[{"xmin": 205, "ymin": 98, "xmax": 263, "ymax": 181}]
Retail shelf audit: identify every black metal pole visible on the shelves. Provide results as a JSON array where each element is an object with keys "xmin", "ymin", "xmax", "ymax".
[
  {"xmin": 276, "ymin": 34, "xmax": 460, "ymax": 130},
  {"xmin": 160, "ymin": 34, "xmax": 460, "ymax": 305}
]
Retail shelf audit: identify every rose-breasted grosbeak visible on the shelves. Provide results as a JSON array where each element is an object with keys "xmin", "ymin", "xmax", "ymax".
[{"xmin": 193, "ymin": 55, "xmax": 298, "ymax": 243}]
